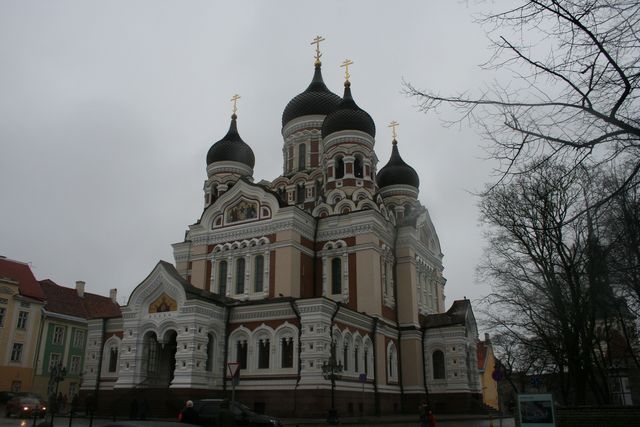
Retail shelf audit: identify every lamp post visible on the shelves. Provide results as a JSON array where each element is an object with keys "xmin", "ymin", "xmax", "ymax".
[
  {"xmin": 322, "ymin": 341, "xmax": 343, "ymax": 425},
  {"xmin": 49, "ymin": 362, "xmax": 67, "ymax": 427}
]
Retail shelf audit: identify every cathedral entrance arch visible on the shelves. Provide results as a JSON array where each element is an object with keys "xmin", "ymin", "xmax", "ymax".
[{"xmin": 141, "ymin": 329, "xmax": 178, "ymax": 387}]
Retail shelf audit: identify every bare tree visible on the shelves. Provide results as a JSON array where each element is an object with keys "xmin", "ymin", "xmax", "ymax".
[
  {"xmin": 479, "ymin": 160, "xmax": 616, "ymax": 405},
  {"xmin": 405, "ymin": 0, "xmax": 640, "ymax": 211}
]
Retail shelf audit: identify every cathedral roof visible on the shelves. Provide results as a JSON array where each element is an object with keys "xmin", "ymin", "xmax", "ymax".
[
  {"xmin": 321, "ymin": 81, "xmax": 376, "ymax": 138},
  {"xmin": 158, "ymin": 261, "xmax": 235, "ymax": 305},
  {"xmin": 282, "ymin": 63, "xmax": 342, "ymax": 127},
  {"xmin": 206, "ymin": 114, "xmax": 255, "ymax": 168},
  {"xmin": 376, "ymin": 140, "xmax": 420, "ymax": 189},
  {"xmin": 423, "ymin": 299, "xmax": 472, "ymax": 329}
]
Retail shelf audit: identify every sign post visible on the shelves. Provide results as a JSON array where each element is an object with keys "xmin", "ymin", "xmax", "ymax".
[
  {"xmin": 227, "ymin": 362, "xmax": 240, "ymax": 404},
  {"xmin": 517, "ymin": 393, "xmax": 556, "ymax": 427}
]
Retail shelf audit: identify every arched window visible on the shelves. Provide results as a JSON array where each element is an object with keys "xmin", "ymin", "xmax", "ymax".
[
  {"xmin": 343, "ymin": 343, "xmax": 349, "ymax": 371},
  {"xmin": 296, "ymin": 183, "xmax": 305, "ymax": 204},
  {"xmin": 354, "ymin": 155, "xmax": 363, "ymax": 178},
  {"xmin": 388, "ymin": 343, "xmax": 398, "ymax": 380},
  {"xmin": 298, "ymin": 143, "xmax": 306, "ymax": 171},
  {"xmin": 331, "ymin": 258, "xmax": 342, "ymax": 295},
  {"xmin": 354, "ymin": 346, "xmax": 359, "ymax": 373},
  {"xmin": 364, "ymin": 348, "xmax": 369, "ymax": 375},
  {"xmin": 218, "ymin": 260, "xmax": 227, "ymax": 296},
  {"xmin": 235, "ymin": 258, "xmax": 245, "ymax": 294},
  {"xmin": 258, "ymin": 338, "xmax": 270, "ymax": 369},
  {"xmin": 237, "ymin": 340, "xmax": 248, "ymax": 369},
  {"xmin": 315, "ymin": 180, "xmax": 322, "ymax": 200},
  {"xmin": 108, "ymin": 347, "xmax": 118, "ymax": 372},
  {"xmin": 281, "ymin": 337, "xmax": 293, "ymax": 368},
  {"xmin": 433, "ymin": 350, "xmax": 445, "ymax": 379},
  {"xmin": 205, "ymin": 334, "xmax": 214, "ymax": 372},
  {"xmin": 335, "ymin": 156, "xmax": 345, "ymax": 179},
  {"xmin": 254, "ymin": 255, "xmax": 264, "ymax": 292}
]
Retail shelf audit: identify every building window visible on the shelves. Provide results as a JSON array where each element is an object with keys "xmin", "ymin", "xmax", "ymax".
[
  {"xmin": 343, "ymin": 343, "xmax": 349, "ymax": 371},
  {"xmin": 205, "ymin": 334, "xmax": 214, "ymax": 371},
  {"xmin": 0, "ymin": 307, "xmax": 5, "ymax": 327},
  {"xmin": 237, "ymin": 340, "xmax": 248, "ymax": 369},
  {"xmin": 108, "ymin": 347, "xmax": 118, "ymax": 372},
  {"xmin": 16, "ymin": 311, "xmax": 28, "ymax": 329},
  {"xmin": 70, "ymin": 355, "xmax": 81, "ymax": 375},
  {"xmin": 235, "ymin": 258, "xmax": 245, "ymax": 294},
  {"xmin": 354, "ymin": 346, "xmax": 359, "ymax": 373},
  {"xmin": 218, "ymin": 260, "xmax": 228, "ymax": 295},
  {"xmin": 364, "ymin": 349, "xmax": 368, "ymax": 375},
  {"xmin": 331, "ymin": 258, "xmax": 342, "ymax": 295},
  {"xmin": 258, "ymin": 339, "xmax": 270, "ymax": 369},
  {"xmin": 354, "ymin": 155, "xmax": 363, "ymax": 178},
  {"xmin": 298, "ymin": 143, "xmax": 306, "ymax": 171},
  {"xmin": 73, "ymin": 330, "xmax": 85, "ymax": 348},
  {"xmin": 52, "ymin": 326, "xmax": 65, "ymax": 345},
  {"xmin": 296, "ymin": 183, "xmax": 305, "ymax": 204},
  {"xmin": 48, "ymin": 353, "xmax": 61, "ymax": 371},
  {"xmin": 432, "ymin": 350, "xmax": 445, "ymax": 379},
  {"xmin": 281, "ymin": 337, "xmax": 293, "ymax": 368},
  {"xmin": 335, "ymin": 156, "xmax": 345, "ymax": 179},
  {"xmin": 254, "ymin": 255, "xmax": 264, "ymax": 292},
  {"xmin": 10, "ymin": 343, "xmax": 23, "ymax": 362}
]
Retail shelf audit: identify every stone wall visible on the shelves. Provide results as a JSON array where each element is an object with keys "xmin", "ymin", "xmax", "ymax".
[{"xmin": 556, "ymin": 406, "xmax": 640, "ymax": 427}]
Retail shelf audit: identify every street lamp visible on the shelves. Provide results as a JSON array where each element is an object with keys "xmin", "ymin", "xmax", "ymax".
[
  {"xmin": 322, "ymin": 341, "xmax": 343, "ymax": 425},
  {"xmin": 49, "ymin": 362, "xmax": 67, "ymax": 427}
]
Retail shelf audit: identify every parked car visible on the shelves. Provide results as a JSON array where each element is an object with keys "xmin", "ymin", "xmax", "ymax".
[
  {"xmin": 5, "ymin": 396, "xmax": 47, "ymax": 418},
  {"xmin": 0, "ymin": 391, "xmax": 16, "ymax": 404},
  {"xmin": 190, "ymin": 399, "xmax": 282, "ymax": 427}
]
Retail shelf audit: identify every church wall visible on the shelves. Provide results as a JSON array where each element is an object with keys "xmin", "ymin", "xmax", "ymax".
[
  {"xmin": 274, "ymin": 230, "xmax": 301, "ymax": 298},
  {"xmin": 355, "ymin": 235, "xmax": 383, "ymax": 316},
  {"xmin": 399, "ymin": 330, "xmax": 424, "ymax": 390},
  {"xmin": 395, "ymin": 245, "xmax": 419, "ymax": 327},
  {"xmin": 299, "ymin": 253, "xmax": 314, "ymax": 298},
  {"xmin": 346, "ymin": 253, "xmax": 357, "ymax": 310}
]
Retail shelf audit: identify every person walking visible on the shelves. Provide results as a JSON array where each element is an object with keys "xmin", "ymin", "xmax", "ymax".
[
  {"xmin": 427, "ymin": 409, "xmax": 436, "ymax": 427},
  {"xmin": 179, "ymin": 400, "xmax": 199, "ymax": 425}
]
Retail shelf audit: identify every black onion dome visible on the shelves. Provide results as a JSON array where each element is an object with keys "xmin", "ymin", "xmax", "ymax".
[
  {"xmin": 282, "ymin": 63, "xmax": 342, "ymax": 127},
  {"xmin": 321, "ymin": 82, "xmax": 376, "ymax": 138},
  {"xmin": 206, "ymin": 114, "xmax": 255, "ymax": 168},
  {"xmin": 376, "ymin": 141, "xmax": 420, "ymax": 188}
]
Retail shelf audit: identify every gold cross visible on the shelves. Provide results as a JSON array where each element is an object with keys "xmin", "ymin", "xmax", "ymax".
[
  {"xmin": 341, "ymin": 59, "xmax": 353, "ymax": 82},
  {"xmin": 311, "ymin": 35, "xmax": 325, "ymax": 65},
  {"xmin": 230, "ymin": 94, "xmax": 241, "ymax": 115},
  {"xmin": 388, "ymin": 121, "xmax": 399, "ymax": 140}
]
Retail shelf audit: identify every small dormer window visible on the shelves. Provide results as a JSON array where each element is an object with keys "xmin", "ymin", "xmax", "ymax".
[{"xmin": 335, "ymin": 156, "xmax": 345, "ymax": 179}]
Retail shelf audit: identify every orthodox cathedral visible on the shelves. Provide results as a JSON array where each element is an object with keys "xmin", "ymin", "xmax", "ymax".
[{"xmin": 80, "ymin": 40, "xmax": 482, "ymax": 417}]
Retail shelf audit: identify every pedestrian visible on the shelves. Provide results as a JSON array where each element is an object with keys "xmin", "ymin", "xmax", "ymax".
[
  {"xmin": 179, "ymin": 400, "xmax": 199, "ymax": 425},
  {"xmin": 427, "ymin": 409, "xmax": 436, "ymax": 427},
  {"xmin": 418, "ymin": 400, "xmax": 428, "ymax": 427}
]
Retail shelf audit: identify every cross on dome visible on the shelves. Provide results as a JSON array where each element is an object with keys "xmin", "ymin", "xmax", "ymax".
[
  {"xmin": 340, "ymin": 59, "xmax": 353, "ymax": 82},
  {"xmin": 311, "ymin": 35, "xmax": 325, "ymax": 65},
  {"xmin": 388, "ymin": 120, "xmax": 399, "ymax": 142},
  {"xmin": 230, "ymin": 94, "xmax": 241, "ymax": 115}
]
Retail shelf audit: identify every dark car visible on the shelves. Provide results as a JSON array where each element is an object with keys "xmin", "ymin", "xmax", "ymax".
[
  {"xmin": 0, "ymin": 391, "xmax": 16, "ymax": 404},
  {"xmin": 5, "ymin": 396, "xmax": 47, "ymax": 418},
  {"xmin": 191, "ymin": 399, "xmax": 282, "ymax": 427}
]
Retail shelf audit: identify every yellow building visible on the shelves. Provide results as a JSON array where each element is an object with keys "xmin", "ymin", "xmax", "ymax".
[
  {"xmin": 477, "ymin": 333, "xmax": 499, "ymax": 410},
  {"xmin": 0, "ymin": 257, "xmax": 46, "ymax": 392}
]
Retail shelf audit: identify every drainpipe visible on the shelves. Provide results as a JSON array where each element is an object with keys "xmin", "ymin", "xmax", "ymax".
[
  {"xmin": 391, "ymin": 224, "xmax": 405, "ymax": 411},
  {"xmin": 222, "ymin": 306, "xmax": 231, "ymax": 394},
  {"xmin": 371, "ymin": 317, "xmax": 380, "ymax": 416},
  {"xmin": 289, "ymin": 300, "xmax": 302, "ymax": 415},
  {"xmin": 312, "ymin": 216, "xmax": 319, "ymax": 296},
  {"xmin": 94, "ymin": 319, "xmax": 107, "ymax": 412},
  {"xmin": 421, "ymin": 326, "xmax": 430, "ymax": 404}
]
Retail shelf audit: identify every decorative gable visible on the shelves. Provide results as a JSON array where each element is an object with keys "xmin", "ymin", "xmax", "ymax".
[{"xmin": 148, "ymin": 292, "xmax": 178, "ymax": 313}]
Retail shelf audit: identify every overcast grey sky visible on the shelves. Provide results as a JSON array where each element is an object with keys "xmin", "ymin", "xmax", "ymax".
[{"xmin": 0, "ymin": 1, "xmax": 505, "ymax": 316}]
